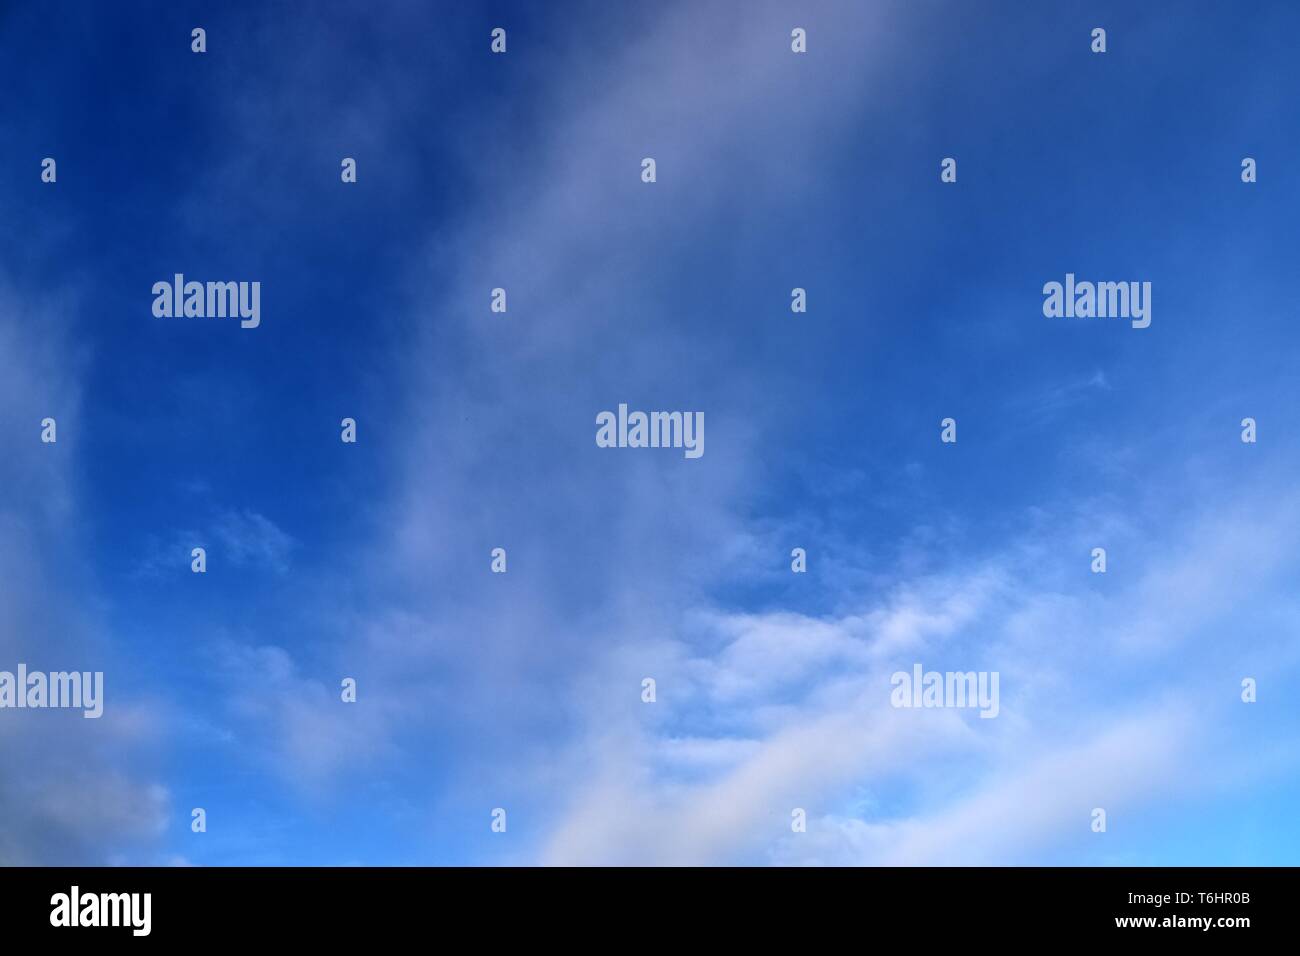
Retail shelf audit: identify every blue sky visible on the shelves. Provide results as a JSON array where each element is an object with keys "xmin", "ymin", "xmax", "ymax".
[{"xmin": 1, "ymin": 0, "xmax": 1298, "ymax": 865}]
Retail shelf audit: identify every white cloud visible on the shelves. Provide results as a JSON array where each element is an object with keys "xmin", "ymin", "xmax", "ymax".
[
  {"xmin": 535, "ymin": 473, "xmax": 1300, "ymax": 864},
  {"xmin": 0, "ymin": 284, "xmax": 171, "ymax": 864},
  {"xmin": 212, "ymin": 509, "xmax": 297, "ymax": 573},
  {"xmin": 189, "ymin": 0, "xmax": 1300, "ymax": 869}
]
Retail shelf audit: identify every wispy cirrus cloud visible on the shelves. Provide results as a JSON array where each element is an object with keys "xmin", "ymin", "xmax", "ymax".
[
  {"xmin": 0, "ymin": 285, "xmax": 172, "ymax": 865},
  {"xmin": 538, "ymin": 474, "xmax": 1300, "ymax": 864},
  {"xmin": 191, "ymin": 1, "xmax": 1300, "ymax": 869}
]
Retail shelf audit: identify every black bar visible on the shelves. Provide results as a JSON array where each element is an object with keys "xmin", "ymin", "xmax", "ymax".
[{"xmin": 0, "ymin": 866, "xmax": 1285, "ymax": 942}]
